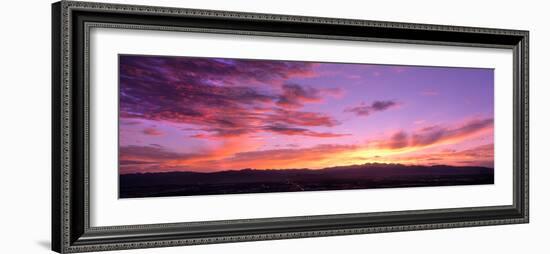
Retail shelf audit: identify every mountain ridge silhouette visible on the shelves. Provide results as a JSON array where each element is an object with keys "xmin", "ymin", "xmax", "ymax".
[{"xmin": 120, "ymin": 163, "xmax": 494, "ymax": 198}]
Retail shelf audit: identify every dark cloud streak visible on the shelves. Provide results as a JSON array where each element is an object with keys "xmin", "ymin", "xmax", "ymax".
[
  {"xmin": 345, "ymin": 100, "xmax": 398, "ymax": 117},
  {"xmin": 263, "ymin": 124, "xmax": 349, "ymax": 138}
]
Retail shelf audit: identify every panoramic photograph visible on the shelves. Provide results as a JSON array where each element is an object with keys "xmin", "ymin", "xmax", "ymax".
[{"xmin": 118, "ymin": 54, "xmax": 494, "ymax": 198}]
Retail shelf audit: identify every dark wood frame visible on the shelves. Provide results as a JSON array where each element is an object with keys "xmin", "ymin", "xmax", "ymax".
[{"xmin": 52, "ymin": 1, "xmax": 529, "ymax": 253}]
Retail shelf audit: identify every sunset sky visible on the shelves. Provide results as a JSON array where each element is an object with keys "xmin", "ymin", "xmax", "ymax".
[{"xmin": 118, "ymin": 55, "xmax": 494, "ymax": 174}]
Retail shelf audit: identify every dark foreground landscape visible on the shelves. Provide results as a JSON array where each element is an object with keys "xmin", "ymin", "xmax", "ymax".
[{"xmin": 119, "ymin": 163, "xmax": 493, "ymax": 198}]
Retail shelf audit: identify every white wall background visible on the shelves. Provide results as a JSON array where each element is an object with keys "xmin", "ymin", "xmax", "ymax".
[{"xmin": 0, "ymin": 0, "xmax": 547, "ymax": 253}]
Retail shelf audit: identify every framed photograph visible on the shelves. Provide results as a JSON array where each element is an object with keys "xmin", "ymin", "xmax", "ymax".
[{"xmin": 52, "ymin": 1, "xmax": 529, "ymax": 253}]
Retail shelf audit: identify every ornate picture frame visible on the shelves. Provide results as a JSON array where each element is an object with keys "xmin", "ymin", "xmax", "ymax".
[{"xmin": 52, "ymin": 1, "xmax": 529, "ymax": 253}]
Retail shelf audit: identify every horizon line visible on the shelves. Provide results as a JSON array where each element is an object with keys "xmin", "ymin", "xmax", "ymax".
[{"xmin": 120, "ymin": 162, "xmax": 494, "ymax": 175}]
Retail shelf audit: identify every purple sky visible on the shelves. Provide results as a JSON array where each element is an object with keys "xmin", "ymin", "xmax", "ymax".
[{"xmin": 118, "ymin": 55, "xmax": 494, "ymax": 174}]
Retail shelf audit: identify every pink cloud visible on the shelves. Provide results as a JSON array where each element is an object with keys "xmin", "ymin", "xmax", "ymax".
[
  {"xmin": 120, "ymin": 55, "xmax": 343, "ymax": 139},
  {"xmin": 142, "ymin": 127, "xmax": 163, "ymax": 136},
  {"xmin": 377, "ymin": 117, "xmax": 494, "ymax": 150}
]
